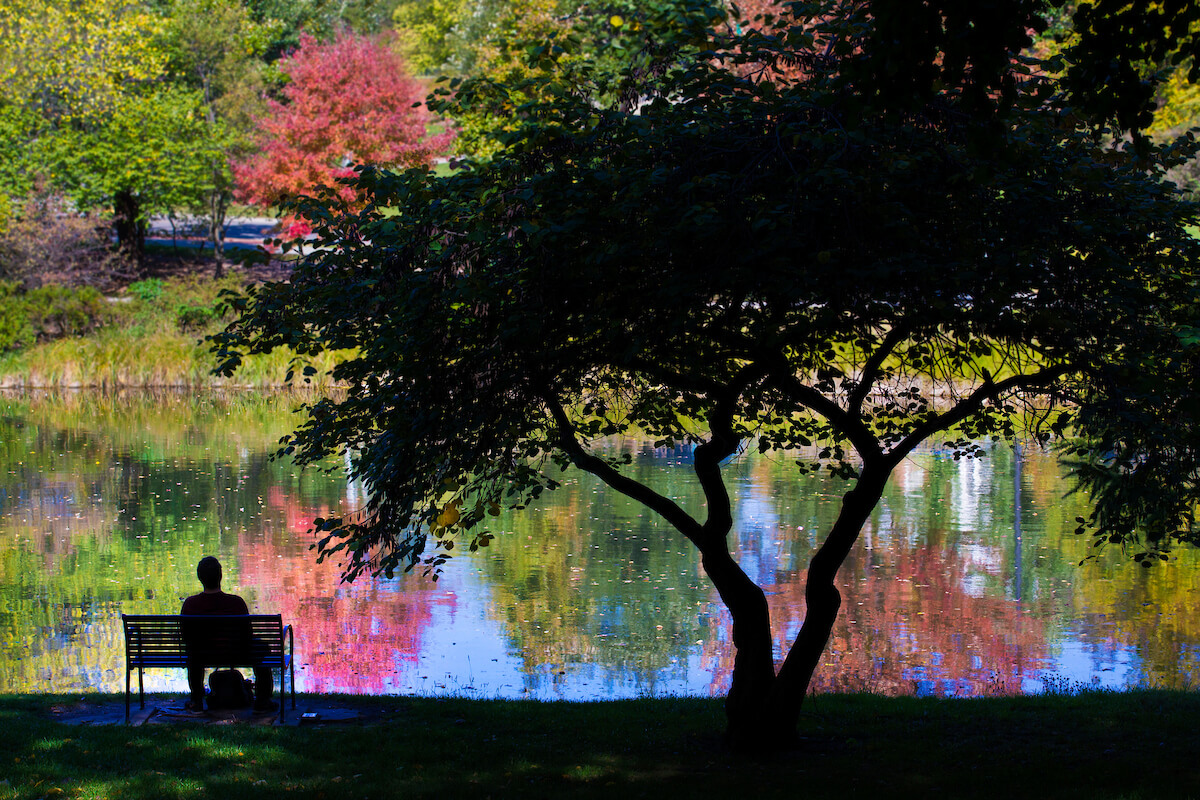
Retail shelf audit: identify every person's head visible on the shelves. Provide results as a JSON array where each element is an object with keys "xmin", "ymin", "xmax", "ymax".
[{"xmin": 197, "ymin": 556, "xmax": 222, "ymax": 591}]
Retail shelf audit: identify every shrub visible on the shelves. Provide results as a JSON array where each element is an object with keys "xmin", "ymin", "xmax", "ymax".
[
  {"xmin": 127, "ymin": 278, "xmax": 166, "ymax": 303},
  {"xmin": 0, "ymin": 282, "xmax": 34, "ymax": 352},
  {"xmin": 115, "ymin": 275, "xmax": 237, "ymax": 337},
  {"xmin": 23, "ymin": 284, "xmax": 110, "ymax": 340},
  {"xmin": 0, "ymin": 282, "xmax": 106, "ymax": 353},
  {"xmin": 174, "ymin": 302, "xmax": 215, "ymax": 332},
  {"xmin": 0, "ymin": 190, "xmax": 132, "ymax": 289}
]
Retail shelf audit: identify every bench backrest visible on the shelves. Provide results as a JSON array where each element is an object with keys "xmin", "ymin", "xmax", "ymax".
[{"xmin": 122, "ymin": 614, "xmax": 286, "ymax": 668}]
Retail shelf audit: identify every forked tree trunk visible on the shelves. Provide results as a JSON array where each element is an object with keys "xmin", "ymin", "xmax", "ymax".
[
  {"xmin": 712, "ymin": 461, "xmax": 892, "ymax": 750},
  {"xmin": 774, "ymin": 465, "xmax": 891, "ymax": 729},
  {"xmin": 563, "ymin": 391, "xmax": 899, "ymax": 750}
]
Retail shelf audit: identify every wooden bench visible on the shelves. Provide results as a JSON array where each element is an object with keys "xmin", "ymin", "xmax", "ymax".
[{"xmin": 121, "ymin": 614, "xmax": 296, "ymax": 722}]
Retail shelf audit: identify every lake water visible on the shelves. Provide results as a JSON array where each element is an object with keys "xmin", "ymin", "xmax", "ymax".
[{"xmin": 2, "ymin": 391, "xmax": 1198, "ymax": 699}]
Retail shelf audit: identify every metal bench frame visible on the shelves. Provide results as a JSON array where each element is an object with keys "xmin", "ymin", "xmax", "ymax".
[{"xmin": 121, "ymin": 614, "xmax": 296, "ymax": 722}]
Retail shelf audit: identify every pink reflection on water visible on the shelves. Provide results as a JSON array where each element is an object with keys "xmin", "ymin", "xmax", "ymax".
[{"xmin": 236, "ymin": 495, "xmax": 456, "ymax": 695}]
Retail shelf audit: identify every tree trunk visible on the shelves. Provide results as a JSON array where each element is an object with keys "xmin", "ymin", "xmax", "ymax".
[
  {"xmin": 712, "ymin": 461, "xmax": 891, "ymax": 750},
  {"xmin": 209, "ymin": 186, "xmax": 228, "ymax": 280},
  {"xmin": 699, "ymin": 544, "xmax": 780, "ymax": 749},
  {"xmin": 562, "ymin": 387, "xmax": 894, "ymax": 751},
  {"xmin": 773, "ymin": 463, "xmax": 891, "ymax": 732},
  {"xmin": 112, "ymin": 189, "xmax": 145, "ymax": 274}
]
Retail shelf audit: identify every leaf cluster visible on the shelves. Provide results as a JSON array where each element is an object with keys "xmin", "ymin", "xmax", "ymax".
[{"xmin": 1061, "ymin": 0, "xmax": 1200, "ymax": 135}]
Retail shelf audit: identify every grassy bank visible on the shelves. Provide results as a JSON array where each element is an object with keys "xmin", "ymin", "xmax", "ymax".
[
  {"xmin": 2, "ymin": 691, "xmax": 1199, "ymax": 799},
  {"xmin": 0, "ymin": 257, "xmax": 1044, "ymax": 391},
  {"xmin": 0, "ymin": 268, "xmax": 345, "ymax": 389}
]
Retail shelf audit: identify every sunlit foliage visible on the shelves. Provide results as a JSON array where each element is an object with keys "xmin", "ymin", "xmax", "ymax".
[{"xmin": 233, "ymin": 32, "xmax": 453, "ymax": 213}]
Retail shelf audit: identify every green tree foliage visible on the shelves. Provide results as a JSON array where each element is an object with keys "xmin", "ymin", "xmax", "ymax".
[
  {"xmin": 0, "ymin": 0, "xmax": 167, "ymax": 124},
  {"xmin": 0, "ymin": 0, "xmax": 253, "ymax": 271},
  {"xmin": 395, "ymin": 0, "xmax": 722, "ymax": 156},
  {"xmin": 41, "ymin": 88, "xmax": 223, "ymax": 269},
  {"xmin": 243, "ymin": 0, "xmax": 401, "ymax": 56},
  {"xmin": 160, "ymin": 0, "xmax": 274, "ymax": 271},
  {"xmin": 1034, "ymin": 2, "xmax": 1200, "ymax": 194},
  {"xmin": 1035, "ymin": 3, "xmax": 1200, "ymax": 135},
  {"xmin": 392, "ymin": 0, "xmax": 467, "ymax": 74},
  {"xmin": 0, "ymin": 104, "xmax": 43, "ymax": 228},
  {"xmin": 0, "ymin": 0, "xmax": 168, "ymax": 252},
  {"xmin": 444, "ymin": 0, "xmax": 579, "ymax": 158},
  {"xmin": 214, "ymin": 1, "xmax": 1200, "ymax": 747},
  {"xmin": 1061, "ymin": 0, "xmax": 1200, "ymax": 135}
]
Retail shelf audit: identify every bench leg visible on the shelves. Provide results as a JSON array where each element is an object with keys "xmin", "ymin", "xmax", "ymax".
[
  {"xmin": 125, "ymin": 670, "xmax": 131, "ymax": 723},
  {"xmin": 138, "ymin": 667, "xmax": 145, "ymax": 710}
]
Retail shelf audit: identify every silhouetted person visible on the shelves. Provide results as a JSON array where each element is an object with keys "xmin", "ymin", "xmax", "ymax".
[{"xmin": 181, "ymin": 556, "xmax": 275, "ymax": 712}]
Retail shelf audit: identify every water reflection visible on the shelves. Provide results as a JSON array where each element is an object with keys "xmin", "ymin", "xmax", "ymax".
[{"xmin": 1, "ymin": 391, "xmax": 1198, "ymax": 699}]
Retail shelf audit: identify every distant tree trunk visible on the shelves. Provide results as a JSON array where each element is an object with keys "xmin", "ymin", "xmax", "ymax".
[
  {"xmin": 208, "ymin": 182, "xmax": 229, "ymax": 280},
  {"xmin": 112, "ymin": 189, "xmax": 145, "ymax": 273}
]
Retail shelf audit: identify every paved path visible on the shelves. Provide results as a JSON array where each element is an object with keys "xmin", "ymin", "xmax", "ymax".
[{"xmin": 146, "ymin": 216, "xmax": 280, "ymax": 252}]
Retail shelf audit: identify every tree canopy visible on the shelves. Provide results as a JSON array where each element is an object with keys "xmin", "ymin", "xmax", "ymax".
[
  {"xmin": 214, "ymin": 0, "xmax": 1200, "ymax": 747},
  {"xmin": 0, "ymin": 0, "xmax": 167, "ymax": 124},
  {"xmin": 0, "ymin": 0, "xmax": 403, "ymax": 274}
]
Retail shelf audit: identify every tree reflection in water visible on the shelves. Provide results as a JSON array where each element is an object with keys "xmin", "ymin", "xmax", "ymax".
[{"xmin": 1, "ymin": 392, "xmax": 1198, "ymax": 697}]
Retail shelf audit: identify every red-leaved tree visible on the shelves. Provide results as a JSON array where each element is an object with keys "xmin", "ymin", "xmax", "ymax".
[{"xmin": 233, "ymin": 32, "xmax": 453, "ymax": 223}]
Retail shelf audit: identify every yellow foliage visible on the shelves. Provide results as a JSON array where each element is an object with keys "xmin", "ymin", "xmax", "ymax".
[
  {"xmin": 0, "ymin": 0, "xmax": 168, "ymax": 123},
  {"xmin": 392, "ymin": 0, "xmax": 468, "ymax": 74},
  {"xmin": 473, "ymin": 0, "xmax": 562, "ymax": 79},
  {"xmin": 1032, "ymin": 2, "xmax": 1200, "ymax": 136},
  {"xmin": 1151, "ymin": 65, "xmax": 1200, "ymax": 135},
  {"xmin": 0, "ymin": 194, "xmax": 11, "ymax": 236},
  {"xmin": 436, "ymin": 500, "xmax": 461, "ymax": 529}
]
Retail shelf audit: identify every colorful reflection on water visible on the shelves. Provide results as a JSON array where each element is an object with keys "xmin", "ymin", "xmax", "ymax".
[{"xmin": 1, "ymin": 391, "xmax": 1199, "ymax": 699}]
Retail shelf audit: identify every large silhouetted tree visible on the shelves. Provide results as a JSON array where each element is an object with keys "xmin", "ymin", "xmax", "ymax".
[{"xmin": 214, "ymin": 0, "xmax": 1200, "ymax": 748}]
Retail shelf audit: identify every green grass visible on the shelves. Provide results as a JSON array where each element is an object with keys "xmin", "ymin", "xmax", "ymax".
[
  {"xmin": 2, "ymin": 691, "xmax": 1200, "ymax": 799},
  {"xmin": 0, "ymin": 273, "xmax": 350, "ymax": 388}
]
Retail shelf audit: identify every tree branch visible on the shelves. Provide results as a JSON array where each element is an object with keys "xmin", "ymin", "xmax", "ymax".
[
  {"xmin": 623, "ymin": 358, "xmax": 729, "ymax": 398},
  {"xmin": 847, "ymin": 322, "xmax": 911, "ymax": 413},
  {"xmin": 888, "ymin": 364, "xmax": 1073, "ymax": 462},
  {"xmin": 542, "ymin": 392, "xmax": 706, "ymax": 545},
  {"xmin": 691, "ymin": 362, "xmax": 769, "ymax": 543},
  {"xmin": 767, "ymin": 371, "xmax": 884, "ymax": 461}
]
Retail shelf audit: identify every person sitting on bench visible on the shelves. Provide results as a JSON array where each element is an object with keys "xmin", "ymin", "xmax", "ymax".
[{"xmin": 181, "ymin": 556, "xmax": 276, "ymax": 712}]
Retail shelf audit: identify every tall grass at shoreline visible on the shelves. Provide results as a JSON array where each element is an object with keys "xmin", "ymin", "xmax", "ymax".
[
  {"xmin": 0, "ymin": 268, "xmax": 1046, "ymax": 392},
  {"xmin": 2, "ymin": 691, "xmax": 1198, "ymax": 799},
  {"xmin": 0, "ymin": 273, "xmax": 349, "ymax": 388},
  {"xmin": 0, "ymin": 331, "xmax": 348, "ymax": 388}
]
